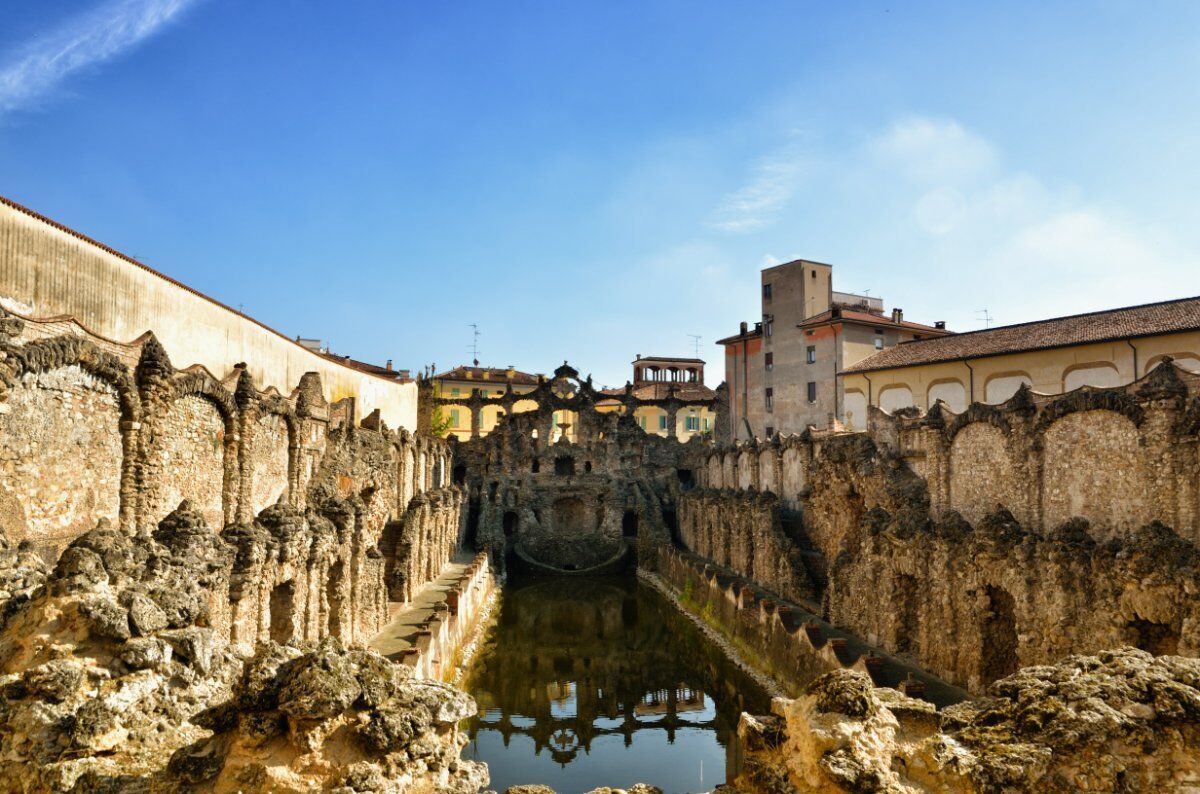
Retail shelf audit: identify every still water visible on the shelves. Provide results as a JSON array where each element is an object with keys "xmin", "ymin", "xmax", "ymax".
[{"xmin": 461, "ymin": 575, "xmax": 771, "ymax": 794}]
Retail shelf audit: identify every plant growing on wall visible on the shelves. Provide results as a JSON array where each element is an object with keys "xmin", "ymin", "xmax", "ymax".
[{"xmin": 429, "ymin": 384, "xmax": 453, "ymax": 438}]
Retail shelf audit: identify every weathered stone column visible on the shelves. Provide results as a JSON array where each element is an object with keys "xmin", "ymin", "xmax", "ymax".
[{"xmin": 234, "ymin": 367, "xmax": 258, "ymax": 525}]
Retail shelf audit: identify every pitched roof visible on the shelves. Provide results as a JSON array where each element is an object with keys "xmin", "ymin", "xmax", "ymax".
[
  {"xmin": 634, "ymin": 356, "xmax": 705, "ymax": 365},
  {"xmin": 798, "ymin": 307, "xmax": 948, "ymax": 334},
  {"xmin": 432, "ymin": 365, "xmax": 541, "ymax": 385},
  {"xmin": 843, "ymin": 296, "xmax": 1200, "ymax": 374}
]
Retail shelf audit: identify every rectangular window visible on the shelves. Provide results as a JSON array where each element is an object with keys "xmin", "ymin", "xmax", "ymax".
[
  {"xmin": 765, "ymin": 318, "xmax": 774, "ymax": 337},
  {"xmin": 762, "ymin": 283, "xmax": 772, "ymax": 301},
  {"xmin": 703, "ymin": 418, "xmax": 710, "ymax": 431},
  {"xmin": 766, "ymin": 426, "xmax": 775, "ymax": 437},
  {"xmin": 658, "ymin": 415, "xmax": 668, "ymax": 431},
  {"xmin": 451, "ymin": 387, "xmax": 460, "ymax": 396},
  {"xmin": 685, "ymin": 416, "xmax": 700, "ymax": 431},
  {"xmin": 874, "ymin": 336, "xmax": 884, "ymax": 350},
  {"xmin": 765, "ymin": 387, "xmax": 773, "ymax": 411},
  {"xmin": 450, "ymin": 409, "xmax": 461, "ymax": 426},
  {"xmin": 807, "ymin": 381, "xmax": 817, "ymax": 402},
  {"xmin": 807, "ymin": 345, "xmax": 816, "ymax": 364},
  {"xmin": 765, "ymin": 352, "xmax": 774, "ymax": 370}
]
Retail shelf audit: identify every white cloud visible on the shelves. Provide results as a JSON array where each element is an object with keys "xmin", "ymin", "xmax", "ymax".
[
  {"xmin": 708, "ymin": 140, "xmax": 807, "ymax": 233},
  {"xmin": 870, "ymin": 117, "xmax": 997, "ymax": 185},
  {"xmin": 0, "ymin": 0, "xmax": 199, "ymax": 114}
]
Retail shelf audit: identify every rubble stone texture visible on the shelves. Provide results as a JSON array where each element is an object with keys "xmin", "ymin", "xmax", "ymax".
[{"xmin": 722, "ymin": 649, "xmax": 1200, "ymax": 793}]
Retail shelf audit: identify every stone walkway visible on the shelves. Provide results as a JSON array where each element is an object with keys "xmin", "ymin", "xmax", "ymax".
[{"xmin": 369, "ymin": 554, "xmax": 474, "ymax": 660}]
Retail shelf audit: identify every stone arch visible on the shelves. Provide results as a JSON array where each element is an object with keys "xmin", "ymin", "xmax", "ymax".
[
  {"xmin": 146, "ymin": 372, "xmax": 238, "ymax": 531},
  {"xmin": 984, "ymin": 371, "xmax": 1033, "ymax": 404},
  {"xmin": 949, "ymin": 422, "xmax": 1022, "ymax": 526},
  {"xmin": 249, "ymin": 407, "xmax": 293, "ymax": 516},
  {"xmin": 1062, "ymin": 361, "xmax": 1122, "ymax": 392},
  {"xmin": 1041, "ymin": 408, "xmax": 1146, "ymax": 539},
  {"xmin": 878, "ymin": 384, "xmax": 915, "ymax": 413},
  {"xmin": 1, "ymin": 336, "xmax": 140, "ymax": 544}
]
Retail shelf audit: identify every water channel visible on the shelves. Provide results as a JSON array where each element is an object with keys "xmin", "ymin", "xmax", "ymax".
[{"xmin": 461, "ymin": 574, "xmax": 771, "ymax": 794}]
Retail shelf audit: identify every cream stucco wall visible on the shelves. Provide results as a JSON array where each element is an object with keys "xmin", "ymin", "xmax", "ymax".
[
  {"xmin": 0, "ymin": 199, "xmax": 417, "ymax": 429},
  {"xmin": 842, "ymin": 331, "xmax": 1200, "ymax": 422}
]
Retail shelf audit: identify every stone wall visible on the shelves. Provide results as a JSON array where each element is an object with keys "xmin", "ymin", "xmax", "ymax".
[
  {"xmin": 0, "ymin": 308, "xmax": 454, "ymax": 562},
  {"xmin": 676, "ymin": 489, "xmax": 814, "ymax": 604},
  {"xmin": 694, "ymin": 359, "xmax": 1200, "ymax": 694},
  {"xmin": 0, "ymin": 366, "xmax": 123, "ymax": 553}
]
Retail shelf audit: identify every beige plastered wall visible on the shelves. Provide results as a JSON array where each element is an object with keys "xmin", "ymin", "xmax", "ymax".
[
  {"xmin": 0, "ymin": 200, "xmax": 417, "ymax": 429},
  {"xmin": 842, "ymin": 332, "xmax": 1200, "ymax": 416}
]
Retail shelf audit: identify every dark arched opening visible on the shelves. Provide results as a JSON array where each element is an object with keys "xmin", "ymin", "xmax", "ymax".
[
  {"xmin": 452, "ymin": 464, "xmax": 467, "ymax": 485},
  {"xmin": 269, "ymin": 581, "xmax": 296, "ymax": 644},
  {"xmin": 980, "ymin": 585, "xmax": 1018, "ymax": 684},
  {"xmin": 503, "ymin": 511, "xmax": 519, "ymax": 538},
  {"xmin": 622, "ymin": 511, "xmax": 639, "ymax": 538},
  {"xmin": 555, "ymin": 456, "xmax": 575, "ymax": 476},
  {"xmin": 1127, "ymin": 618, "xmax": 1179, "ymax": 656},
  {"xmin": 662, "ymin": 508, "xmax": 679, "ymax": 545}
]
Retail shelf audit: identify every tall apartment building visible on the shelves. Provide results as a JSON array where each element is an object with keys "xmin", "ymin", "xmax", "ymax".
[{"xmin": 718, "ymin": 259, "xmax": 949, "ymax": 440}]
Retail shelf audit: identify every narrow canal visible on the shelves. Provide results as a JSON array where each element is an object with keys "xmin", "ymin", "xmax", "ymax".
[{"xmin": 461, "ymin": 575, "xmax": 771, "ymax": 794}]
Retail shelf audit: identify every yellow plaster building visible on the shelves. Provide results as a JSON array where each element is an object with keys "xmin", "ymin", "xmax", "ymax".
[
  {"xmin": 430, "ymin": 366, "xmax": 543, "ymax": 441},
  {"xmin": 598, "ymin": 355, "xmax": 717, "ymax": 440},
  {"xmin": 840, "ymin": 296, "xmax": 1200, "ymax": 428}
]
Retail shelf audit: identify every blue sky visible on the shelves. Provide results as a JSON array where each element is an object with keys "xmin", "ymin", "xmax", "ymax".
[{"xmin": 1, "ymin": 1, "xmax": 1198, "ymax": 387}]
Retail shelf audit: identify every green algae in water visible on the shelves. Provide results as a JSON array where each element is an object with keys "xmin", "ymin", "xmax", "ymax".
[{"xmin": 461, "ymin": 575, "xmax": 771, "ymax": 794}]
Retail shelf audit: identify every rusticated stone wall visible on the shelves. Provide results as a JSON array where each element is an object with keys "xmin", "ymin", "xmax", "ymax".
[
  {"xmin": 0, "ymin": 309, "xmax": 455, "ymax": 563},
  {"xmin": 676, "ymin": 489, "xmax": 814, "ymax": 604},
  {"xmin": 693, "ymin": 359, "xmax": 1200, "ymax": 694},
  {"xmin": 0, "ymin": 366, "xmax": 123, "ymax": 553}
]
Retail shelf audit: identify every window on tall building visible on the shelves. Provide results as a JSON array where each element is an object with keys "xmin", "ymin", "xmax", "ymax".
[
  {"xmin": 763, "ymin": 283, "xmax": 772, "ymax": 300},
  {"xmin": 765, "ymin": 318, "xmax": 774, "ymax": 337},
  {"xmin": 807, "ymin": 381, "xmax": 817, "ymax": 403},
  {"xmin": 807, "ymin": 345, "xmax": 816, "ymax": 364},
  {"xmin": 451, "ymin": 387, "xmax": 460, "ymax": 396},
  {"xmin": 765, "ymin": 426, "xmax": 775, "ymax": 437},
  {"xmin": 765, "ymin": 352, "xmax": 773, "ymax": 370},
  {"xmin": 765, "ymin": 388, "xmax": 773, "ymax": 411}
]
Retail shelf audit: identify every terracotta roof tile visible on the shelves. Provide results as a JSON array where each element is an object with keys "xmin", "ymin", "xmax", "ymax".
[
  {"xmin": 844, "ymin": 296, "xmax": 1200, "ymax": 374},
  {"xmin": 432, "ymin": 365, "xmax": 541, "ymax": 385},
  {"xmin": 798, "ymin": 308, "xmax": 948, "ymax": 333}
]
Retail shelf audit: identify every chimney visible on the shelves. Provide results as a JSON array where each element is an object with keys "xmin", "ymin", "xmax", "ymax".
[
  {"xmin": 385, "ymin": 359, "xmax": 393, "ymax": 371},
  {"xmin": 891, "ymin": 308, "xmax": 904, "ymax": 323},
  {"xmin": 739, "ymin": 321, "xmax": 748, "ymax": 334},
  {"xmin": 636, "ymin": 353, "xmax": 641, "ymax": 360},
  {"xmin": 935, "ymin": 321, "xmax": 946, "ymax": 330}
]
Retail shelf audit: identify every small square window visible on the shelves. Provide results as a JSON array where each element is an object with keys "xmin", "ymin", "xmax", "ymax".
[
  {"xmin": 765, "ymin": 319, "xmax": 774, "ymax": 337},
  {"xmin": 807, "ymin": 345, "xmax": 816, "ymax": 364},
  {"xmin": 765, "ymin": 352, "xmax": 774, "ymax": 370}
]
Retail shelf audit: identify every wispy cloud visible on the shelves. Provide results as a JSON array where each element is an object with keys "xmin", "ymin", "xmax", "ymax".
[
  {"xmin": 0, "ymin": 0, "xmax": 199, "ymax": 114},
  {"xmin": 708, "ymin": 138, "xmax": 808, "ymax": 233}
]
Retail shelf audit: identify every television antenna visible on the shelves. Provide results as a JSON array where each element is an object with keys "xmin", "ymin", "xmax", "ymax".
[
  {"xmin": 976, "ymin": 309, "xmax": 994, "ymax": 329},
  {"xmin": 468, "ymin": 324, "xmax": 481, "ymax": 366},
  {"xmin": 687, "ymin": 334, "xmax": 702, "ymax": 358}
]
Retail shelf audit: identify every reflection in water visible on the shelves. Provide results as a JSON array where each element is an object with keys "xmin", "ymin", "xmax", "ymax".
[{"xmin": 462, "ymin": 575, "xmax": 770, "ymax": 793}]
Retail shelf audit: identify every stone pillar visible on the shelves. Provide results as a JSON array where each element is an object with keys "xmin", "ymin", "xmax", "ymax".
[
  {"xmin": 1137, "ymin": 361, "xmax": 1188, "ymax": 531},
  {"xmin": 234, "ymin": 368, "xmax": 258, "ymax": 525}
]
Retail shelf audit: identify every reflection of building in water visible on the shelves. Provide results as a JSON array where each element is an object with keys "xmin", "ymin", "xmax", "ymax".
[
  {"xmin": 634, "ymin": 686, "xmax": 706, "ymax": 716},
  {"xmin": 463, "ymin": 577, "xmax": 770, "ymax": 768}
]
